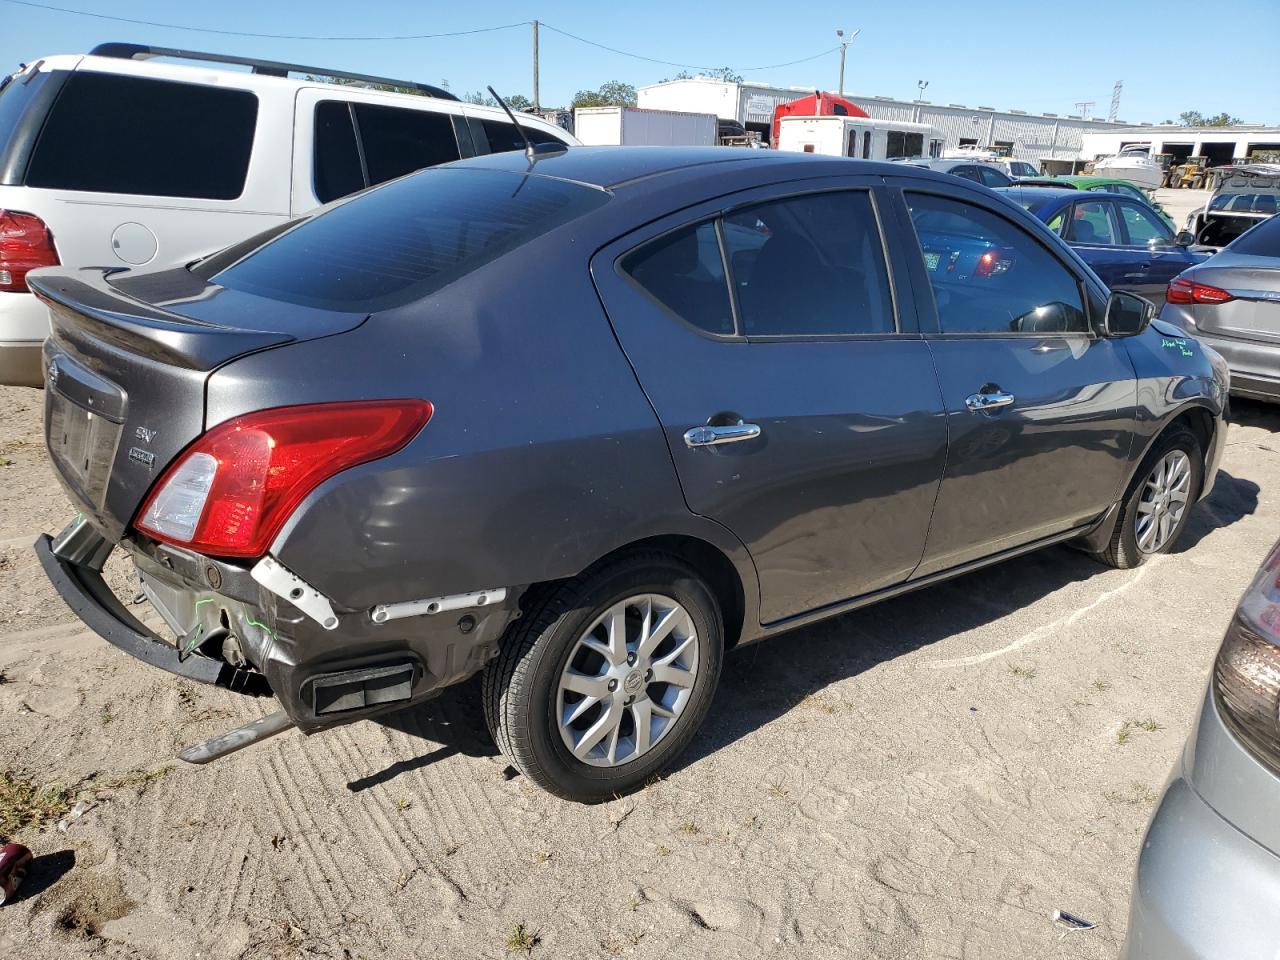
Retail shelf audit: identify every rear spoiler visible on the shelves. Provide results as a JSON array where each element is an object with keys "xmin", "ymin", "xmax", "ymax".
[{"xmin": 28, "ymin": 270, "xmax": 290, "ymax": 370}]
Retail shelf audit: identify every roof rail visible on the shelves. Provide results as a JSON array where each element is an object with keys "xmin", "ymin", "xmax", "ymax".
[{"xmin": 88, "ymin": 42, "xmax": 459, "ymax": 101}]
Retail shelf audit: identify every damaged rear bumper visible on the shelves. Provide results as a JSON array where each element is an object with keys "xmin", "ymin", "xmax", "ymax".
[
  {"xmin": 34, "ymin": 522, "xmax": 269, "ymax": 694},
  {"xmin": 35, "ymin": 515, "xmax": 520, "ymax": 761}
]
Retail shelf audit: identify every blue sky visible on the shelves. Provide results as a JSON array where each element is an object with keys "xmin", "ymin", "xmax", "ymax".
[{"xmin": 3, "ymin": 0, "xmax": 1276, "ymax": 124}]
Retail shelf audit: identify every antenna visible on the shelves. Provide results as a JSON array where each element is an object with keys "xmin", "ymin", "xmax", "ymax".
[
  {"xmin": 1074, "ymin": 100, "xmax": 1096, "ymax": 119},
  {"xmin": 1108, "ymin": 80, "xmax": 1123, "ymax": 122},
  {"xmin": 486, "ymin": 85, "xmax": 566, "ymax": 164}
]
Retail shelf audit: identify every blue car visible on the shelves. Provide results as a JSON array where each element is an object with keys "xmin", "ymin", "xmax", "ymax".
[{"xmin": 996, "ymin": 187, "xmax": 1207, "ymax": 308}]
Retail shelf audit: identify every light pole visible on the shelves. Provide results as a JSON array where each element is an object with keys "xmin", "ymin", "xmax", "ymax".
[
  {"xmin": 835, "ymin": 29, "xmax": 860, "ymax": 96},
  {"xmin": 917, "ymin": 80, "xmax": 928, "ymax": 100}
]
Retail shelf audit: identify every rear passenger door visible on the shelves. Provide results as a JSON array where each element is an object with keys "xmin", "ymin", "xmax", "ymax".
[
  {"xmin": 591, "ymin": 180, "xmax": 949, "ymax": 625},
  {"xmin": 292, "ymin": 88, "xmax": 465, "ymax": 212},
  {"xmin": 891, "ymin": 184, "xmax": 1135, "ymax": 575}
]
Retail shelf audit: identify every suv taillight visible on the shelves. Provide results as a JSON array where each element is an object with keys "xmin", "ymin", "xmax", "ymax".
[
  {"xmin": 0, "ymin": 210, "xmax": 60, "ymax": 293},
  {"xmin": 1213, "ymin": 540, "xmax": 1280, "ymax": 774},
  {"xmin": 134, "ymin": 400, "xmax": 432, "ymax": 558},
  {"xmin": 1167, "ymin": 276, "xmax": 1234, "ymax": 305}
]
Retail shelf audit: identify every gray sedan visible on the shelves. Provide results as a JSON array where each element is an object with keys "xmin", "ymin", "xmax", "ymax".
[
  {"xmin": 1121, "ymin": 538, "xmax": 1280, "ymax": 958},
  {"xmin": 1159, "ymin": 213, "xmax": 1280, "ymax": 402},
  {"xmin": 30, "ymin": 147, "xmax": 1227, "ymax": 801}
]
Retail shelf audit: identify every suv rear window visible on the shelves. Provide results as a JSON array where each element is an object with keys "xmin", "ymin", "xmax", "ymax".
[
  {"xmin": 26, "ymin": 72, "xmax": 257, "ymax": 199},
  {"xmin": 211, "ymin": 168, "xmax": 608, "ymax": 311}
]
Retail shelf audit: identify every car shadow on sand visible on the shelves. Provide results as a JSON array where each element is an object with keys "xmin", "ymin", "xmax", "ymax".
[
  {"xmin": 1228, "ymin": 396, "xmax": 1280, "ymax": 434},
  {"xmin": 357, "ymin": 467, "xmax": 1258, "ymax": 792}
]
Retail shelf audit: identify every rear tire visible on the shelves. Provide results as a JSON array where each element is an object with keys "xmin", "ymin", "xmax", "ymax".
[
  {"xmin": 1093, "ymin": 425, "xmax": 1203, "ymax": 569},
  {"xmin": 483, "ymin": 553, "xmax": 723, "ymax": 802}
]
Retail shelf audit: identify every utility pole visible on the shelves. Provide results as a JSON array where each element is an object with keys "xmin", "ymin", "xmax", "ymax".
[
  {"xmin": 836, "ymin": 29, "xmax": 847, "ymax": 96},
  {"xmin": 532, "ymin": 20, "xmax": 540, "ymax": 111},
  {"xmin": 835, "ymin": 28, "xmax": 860, "ymax": 96}
]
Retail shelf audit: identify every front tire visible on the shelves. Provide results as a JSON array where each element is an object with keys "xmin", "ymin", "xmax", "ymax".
[
  {"xmin": 483, "ymin": 553, "xmax": 723, "ymax": 802},
  {"xmin": 1094, "ymin": 425, "xmax": 1203, "ymax": 569}
]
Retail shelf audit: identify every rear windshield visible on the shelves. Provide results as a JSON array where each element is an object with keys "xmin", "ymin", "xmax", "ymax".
[
  {"xmin": 1210, "ymin": 191, "xmax": 1280, "ymax": 214},
  {"xmin": 211, "ymin": 168, "xmax": 608, "ymax": 311},
  {"xmin": 1228, "ymin": 215, "xmax": 1280, "ymax": 256},
  {"xmin": 26, "ymin": 72, "xmax": 258, "ymax": 199}
]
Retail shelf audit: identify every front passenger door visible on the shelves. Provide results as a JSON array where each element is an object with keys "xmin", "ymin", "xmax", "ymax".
[
  {"xmin": 897, "ymin": 187, "xmax": 1136, "ymax": 576},
  {"xmin": 1115, "ymin": 200, "xmax": 1197, "ymax": 307}
]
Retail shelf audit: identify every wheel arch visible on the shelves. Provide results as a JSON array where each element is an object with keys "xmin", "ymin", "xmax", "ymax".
[{"xmin": 517, "ymin": 532, "xmax": 753, "ymax": 652}]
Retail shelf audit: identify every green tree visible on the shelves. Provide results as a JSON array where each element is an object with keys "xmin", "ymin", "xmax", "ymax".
[
  {"xmin": 572, "ymin": 81, "xmax": 637, "ymax": 109},
  {"xmin": 704, "ymin": 66, "xmax": 743, "ymax": 83},
  {"xmin": 1179, "ymin": 110, "xmax": 1242, "ymax": 127},
  {"xmin": 304, "ymin": 75, "xmax": 431, "ymax": 97},
  {"xmin": 464, "ymin": 90, "xmax": 497, "ymax": 106}
]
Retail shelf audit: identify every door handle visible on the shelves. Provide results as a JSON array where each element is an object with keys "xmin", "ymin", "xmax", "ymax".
[
  {"xmin": 683, "ymin": 421, "xmax": 762, "ymax": 448},
  {"xmin": 964, "ymin": 390, "xmax": 1015, "ymax": 413}
]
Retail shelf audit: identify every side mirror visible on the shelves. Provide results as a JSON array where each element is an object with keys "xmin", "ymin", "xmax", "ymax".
[
  {"xmin": 1103, "ymin": 290, "xmax": 1155, "ymax": 337},
  {"xmin": 1174, "ymin": 230, "xmax": 1195, "ymax": 247}
]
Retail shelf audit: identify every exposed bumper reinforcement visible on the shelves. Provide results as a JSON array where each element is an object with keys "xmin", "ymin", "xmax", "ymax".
[
  {"xmin": 178, "ymin": 710, "xmax": 296, "ymax": 764},
  {"xmin": 34, "ymin": 530, "xmax": 270, "ymax": 695}
]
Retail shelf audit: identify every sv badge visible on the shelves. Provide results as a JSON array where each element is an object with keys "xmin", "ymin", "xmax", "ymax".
[{"xmin": 134, "ymin": 425, "xmax": 157, "ymax": 444}]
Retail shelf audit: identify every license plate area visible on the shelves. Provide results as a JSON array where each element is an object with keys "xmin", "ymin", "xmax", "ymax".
[{"xmin": 47, "ymin": 388, "xmax": 122, "ymax": 509}]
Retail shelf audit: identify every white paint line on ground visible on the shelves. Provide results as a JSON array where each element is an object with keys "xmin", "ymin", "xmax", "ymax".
[{"xmin": 927, "ymin": 558, "xmax": 1158, "ymax": 669}]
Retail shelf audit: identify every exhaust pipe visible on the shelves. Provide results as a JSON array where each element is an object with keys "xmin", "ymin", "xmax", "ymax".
[{"xmin": 178, "ymin": 709, "xmax": 295, "ymax": 764}]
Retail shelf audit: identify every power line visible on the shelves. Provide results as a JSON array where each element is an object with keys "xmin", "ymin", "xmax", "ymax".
[
  {"xmin": 4, "ymin": 1, "xmax": 841, "ymax": 76},
  {"xmin": 0, "ymin": 0, "xmax": 527, "ymax": 41},
  {"xmin": 539, "ymin": 22, "xmax": 838, "ymax": 73}
]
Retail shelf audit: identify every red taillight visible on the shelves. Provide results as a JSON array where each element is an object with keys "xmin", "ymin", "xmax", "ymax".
[
  {"xmin": 974, "ymin": 248, "xmax": 1013, "ymax": 278},
  {"xmin": 0, "ymin": 210, "xmax": 60, "ymax": 293},
  {"xmin": 1167, "ymin": 276, "xmax": 1234, "ymax": 305},
  {"xmin": 134, "ymin": 400, "xmax": 433, "ymax": 558}
]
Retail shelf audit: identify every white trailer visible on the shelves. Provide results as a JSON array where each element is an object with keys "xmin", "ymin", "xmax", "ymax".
[
  {"xmin": 573, "ymin": 106, "xmax": 718, "ymax": 147},
  {"xmin": 778, "ymin": 115, "xmax": 939, "ymax": 161}
]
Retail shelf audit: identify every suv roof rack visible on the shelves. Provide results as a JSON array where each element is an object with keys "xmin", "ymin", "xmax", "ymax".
[{"xmin": 88, "ymin": 42, "xmax": 459, "ymax": 102}]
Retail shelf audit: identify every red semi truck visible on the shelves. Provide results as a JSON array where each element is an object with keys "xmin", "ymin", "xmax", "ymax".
[{"xmin": 771, "ymin": 92, "xmax": 868, "ymax": 145}]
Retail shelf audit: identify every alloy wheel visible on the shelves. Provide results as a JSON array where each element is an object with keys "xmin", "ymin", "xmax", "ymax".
[
  {"xmin": 1135, "ymin": 450, "xmax": 1192, "ymax": 553},
  {"xmin": 555, "ymin": 593, "xmax": 698, "ymax": 767}
]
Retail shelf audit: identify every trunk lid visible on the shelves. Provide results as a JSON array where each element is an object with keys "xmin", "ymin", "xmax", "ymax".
[
  {"xmin": 1186, "ymin": 254, "xmax": 1280, "ymax": 344},
  {"xmin": 30, "ymin": 265, "xmax": 367, "ymax": 540}
]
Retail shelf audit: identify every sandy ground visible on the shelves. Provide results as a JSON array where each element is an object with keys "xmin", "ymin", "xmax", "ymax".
[{"xmin": 1, "ymin": 361, "xmax": 1276, "ymax": 960}]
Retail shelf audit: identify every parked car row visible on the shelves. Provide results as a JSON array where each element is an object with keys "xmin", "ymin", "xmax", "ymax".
[
  {"xmin": 3, "ymin": 39, "xmax": 1272, "ymax": 960},
  {"xmin": 0, "ymin": 43, "xmax": 577, "ymax": 386}
]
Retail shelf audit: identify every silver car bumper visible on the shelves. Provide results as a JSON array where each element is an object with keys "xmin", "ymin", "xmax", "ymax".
[{"xmin": 1121, "ymin": 693, "xmax": 1280, "ymax": 959}]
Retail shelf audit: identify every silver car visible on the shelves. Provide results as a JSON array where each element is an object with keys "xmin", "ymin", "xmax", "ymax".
[
  {"xmin": 1121, "ymin": 538, "xmax": 1280, "ymax": 958},
  {"xmin": 1159, "ymin": 213, "xmax": 1280, "ymax": 402}
]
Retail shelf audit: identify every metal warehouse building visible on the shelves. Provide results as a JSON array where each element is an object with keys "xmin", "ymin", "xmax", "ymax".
[
  {"xmin": 638, "ymin": 77, "xmax": 1135, "ymax": 161},
  {"xmin": 1080, "ymin": 126, "xmax": 1280, "ymax": 167}
]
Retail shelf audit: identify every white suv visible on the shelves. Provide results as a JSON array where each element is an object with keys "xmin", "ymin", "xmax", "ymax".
[{"xmin": 0, "ymin": 43, "xmax": 577, "ymax": 386}]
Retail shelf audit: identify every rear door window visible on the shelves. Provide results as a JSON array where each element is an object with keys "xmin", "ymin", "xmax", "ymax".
[
  {"xmin": 721, "ymin": 191, "xmax": 894, "ymax": 336},
  {"xmin": 26, "ymin": 72, "xmax": 257, "ymax": 199},
  {"xmin": 906, "ymin": 191, "xmax": 1087, "ymax": 335},
  {"xmin": 977, "ymin": 166, "xmax": 1012, "ymax": 187},
  {"xmin": 354, "ymin": 103, "xmax": 460, "ymax": 184}
]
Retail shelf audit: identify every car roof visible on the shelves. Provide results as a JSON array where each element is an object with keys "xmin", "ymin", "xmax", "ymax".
[
  {"xmin": 19, "ymin": 51, "xmax": 571, "ymax": 141},
  {"xmin": 452, "ymin": 146, "xmax": 957, "ymax": 191},
  {"xmin": 996, "ymin": 186, "xmax": 1097, "ymax": 214}
]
